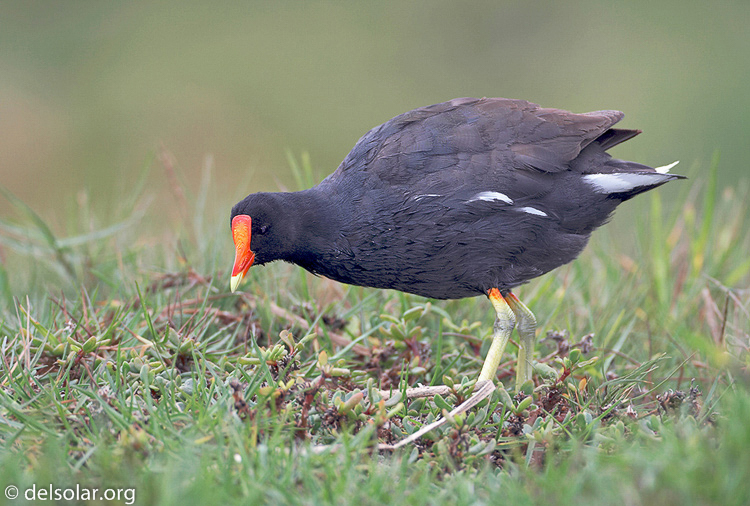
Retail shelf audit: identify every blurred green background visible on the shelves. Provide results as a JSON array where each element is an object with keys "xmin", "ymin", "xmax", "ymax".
[{"xmin": 1, "ymin": 0, "xmax": 747, "ymax": 223}]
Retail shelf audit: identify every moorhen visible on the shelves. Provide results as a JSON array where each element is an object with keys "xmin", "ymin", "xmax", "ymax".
[{"xmin": 230, "ymin": 97, "xmax": 682, "ymax": 405}]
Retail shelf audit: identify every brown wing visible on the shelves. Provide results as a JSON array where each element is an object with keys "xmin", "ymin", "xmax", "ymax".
[{"xmin": 330, "ymin": 97, "xmax": 626, "ymax": 185}]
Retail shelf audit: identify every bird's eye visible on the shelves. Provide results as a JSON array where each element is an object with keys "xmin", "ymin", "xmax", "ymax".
[{"xmin": 258, "ymin": 224, "xmax": 269, "ymax": 235}]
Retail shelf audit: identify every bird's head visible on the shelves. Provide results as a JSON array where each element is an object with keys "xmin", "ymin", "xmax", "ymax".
[{"xmin": 229, "ymin": 193, "xmax": 296, "ymax": 292}]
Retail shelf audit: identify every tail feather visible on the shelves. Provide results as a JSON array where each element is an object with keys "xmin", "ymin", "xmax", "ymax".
[
  {"xmin": 655, "ymin": 160, "xmax": 680, "ymax": 174},
  {"xmin": 583, "ymin": 164, "xmax": 685, "ymax": 199},
  {"xmin": 595, "ymin": 128, "xmax": 642, "ymax": 151},
  {"xmin": 578, "ymin": 127, "xmax": 686, "ymax": 199}
]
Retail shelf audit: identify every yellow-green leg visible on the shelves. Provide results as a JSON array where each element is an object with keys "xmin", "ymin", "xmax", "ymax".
[
  {"xmin": 380, "ymin": 288, "xmax": 534, "ymax": 450},
  {"xmin": 478, "ymin": 288, "xmax": 516, "ymax": 381},
  {"xmin": 506, "ymin": 292, "xmax": 537, "ymax": 391},
  {"xmin": 382, "ymin": 288, "xmax": 512, "ymax": 450}
]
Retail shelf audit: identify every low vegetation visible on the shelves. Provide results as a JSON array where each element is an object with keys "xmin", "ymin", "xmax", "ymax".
[{"xmin": 1, "ymin": 155, "xmax": 748, "ymax": 505}]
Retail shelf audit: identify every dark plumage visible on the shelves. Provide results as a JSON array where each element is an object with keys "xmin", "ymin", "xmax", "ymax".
[
  {"xmin": 230, "ymin": 96, "xmax": 684, "ymax": 421},
  {"xmin": 230, "ymin": 97, "xmax": 683, "ymax": 300}
]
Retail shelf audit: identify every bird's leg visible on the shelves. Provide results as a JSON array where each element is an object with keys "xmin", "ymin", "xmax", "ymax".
[
  {"xmin": 504, "ymin": 292, "xmax": 537, "ymax": 391},
  {"xmin": 382, "ymin": 288, "xmax": 514, "ymax": 400},
  {"xmin": 379, "ymin": 288, "xmax": 515, "ymax": 449},
  {"xmin": 478, "ymin": 288, "xmax": 516, "ymax": 381}
]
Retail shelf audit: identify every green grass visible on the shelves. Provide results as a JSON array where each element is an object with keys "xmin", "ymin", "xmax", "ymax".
[{"xmin": 1, "ymin": 156, "xmax": 749, "ymax": 505}]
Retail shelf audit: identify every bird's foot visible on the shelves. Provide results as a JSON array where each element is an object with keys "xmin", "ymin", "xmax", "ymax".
[
  {"xmin": 377, "ymin": 380, "xmax": 496, "ymax": 450},
  {"xmin": 378, "ymin": 385, "xmax": 453, "ymax": 400}
]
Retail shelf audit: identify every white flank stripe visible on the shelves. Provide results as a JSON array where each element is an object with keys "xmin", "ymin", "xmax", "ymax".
[
  {"xmin": 583, "ymin": 173, "xmax": 671, "ymax": 194},
  {"xmin": 518, "ymin": 206, "xmax": 548, "ymax": 217},
  {"xmin": 469, "ymin": 191, "xmax": 513, "ymax": 204},
  {"xmin": 655, "ymin": 160, "xmax": 679, "ymax": 174},
  {"xmin": 414, "ymin": 194, "xmax": 441, "ymax": 200}
]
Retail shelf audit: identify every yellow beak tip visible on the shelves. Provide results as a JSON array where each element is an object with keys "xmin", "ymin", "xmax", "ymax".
[{"xmin": 230, "ymin": 273, "xmax": 244, "ymax": 293}]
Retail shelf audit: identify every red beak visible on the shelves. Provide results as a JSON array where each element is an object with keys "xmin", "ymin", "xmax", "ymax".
[{"xmin": 230, "ymin": 214, "xmax": 255, "ymax": 292}]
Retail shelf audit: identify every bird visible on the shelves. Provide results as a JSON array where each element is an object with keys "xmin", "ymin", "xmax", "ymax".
[{"xmin": 229, "ymin": 97, "xmax": 683, "ymax": 401}]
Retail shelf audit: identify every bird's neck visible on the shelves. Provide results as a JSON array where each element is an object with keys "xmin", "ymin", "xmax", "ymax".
[{"xmin": 284, "ymin": 188, "xmax": 342, "ymax": 266}]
